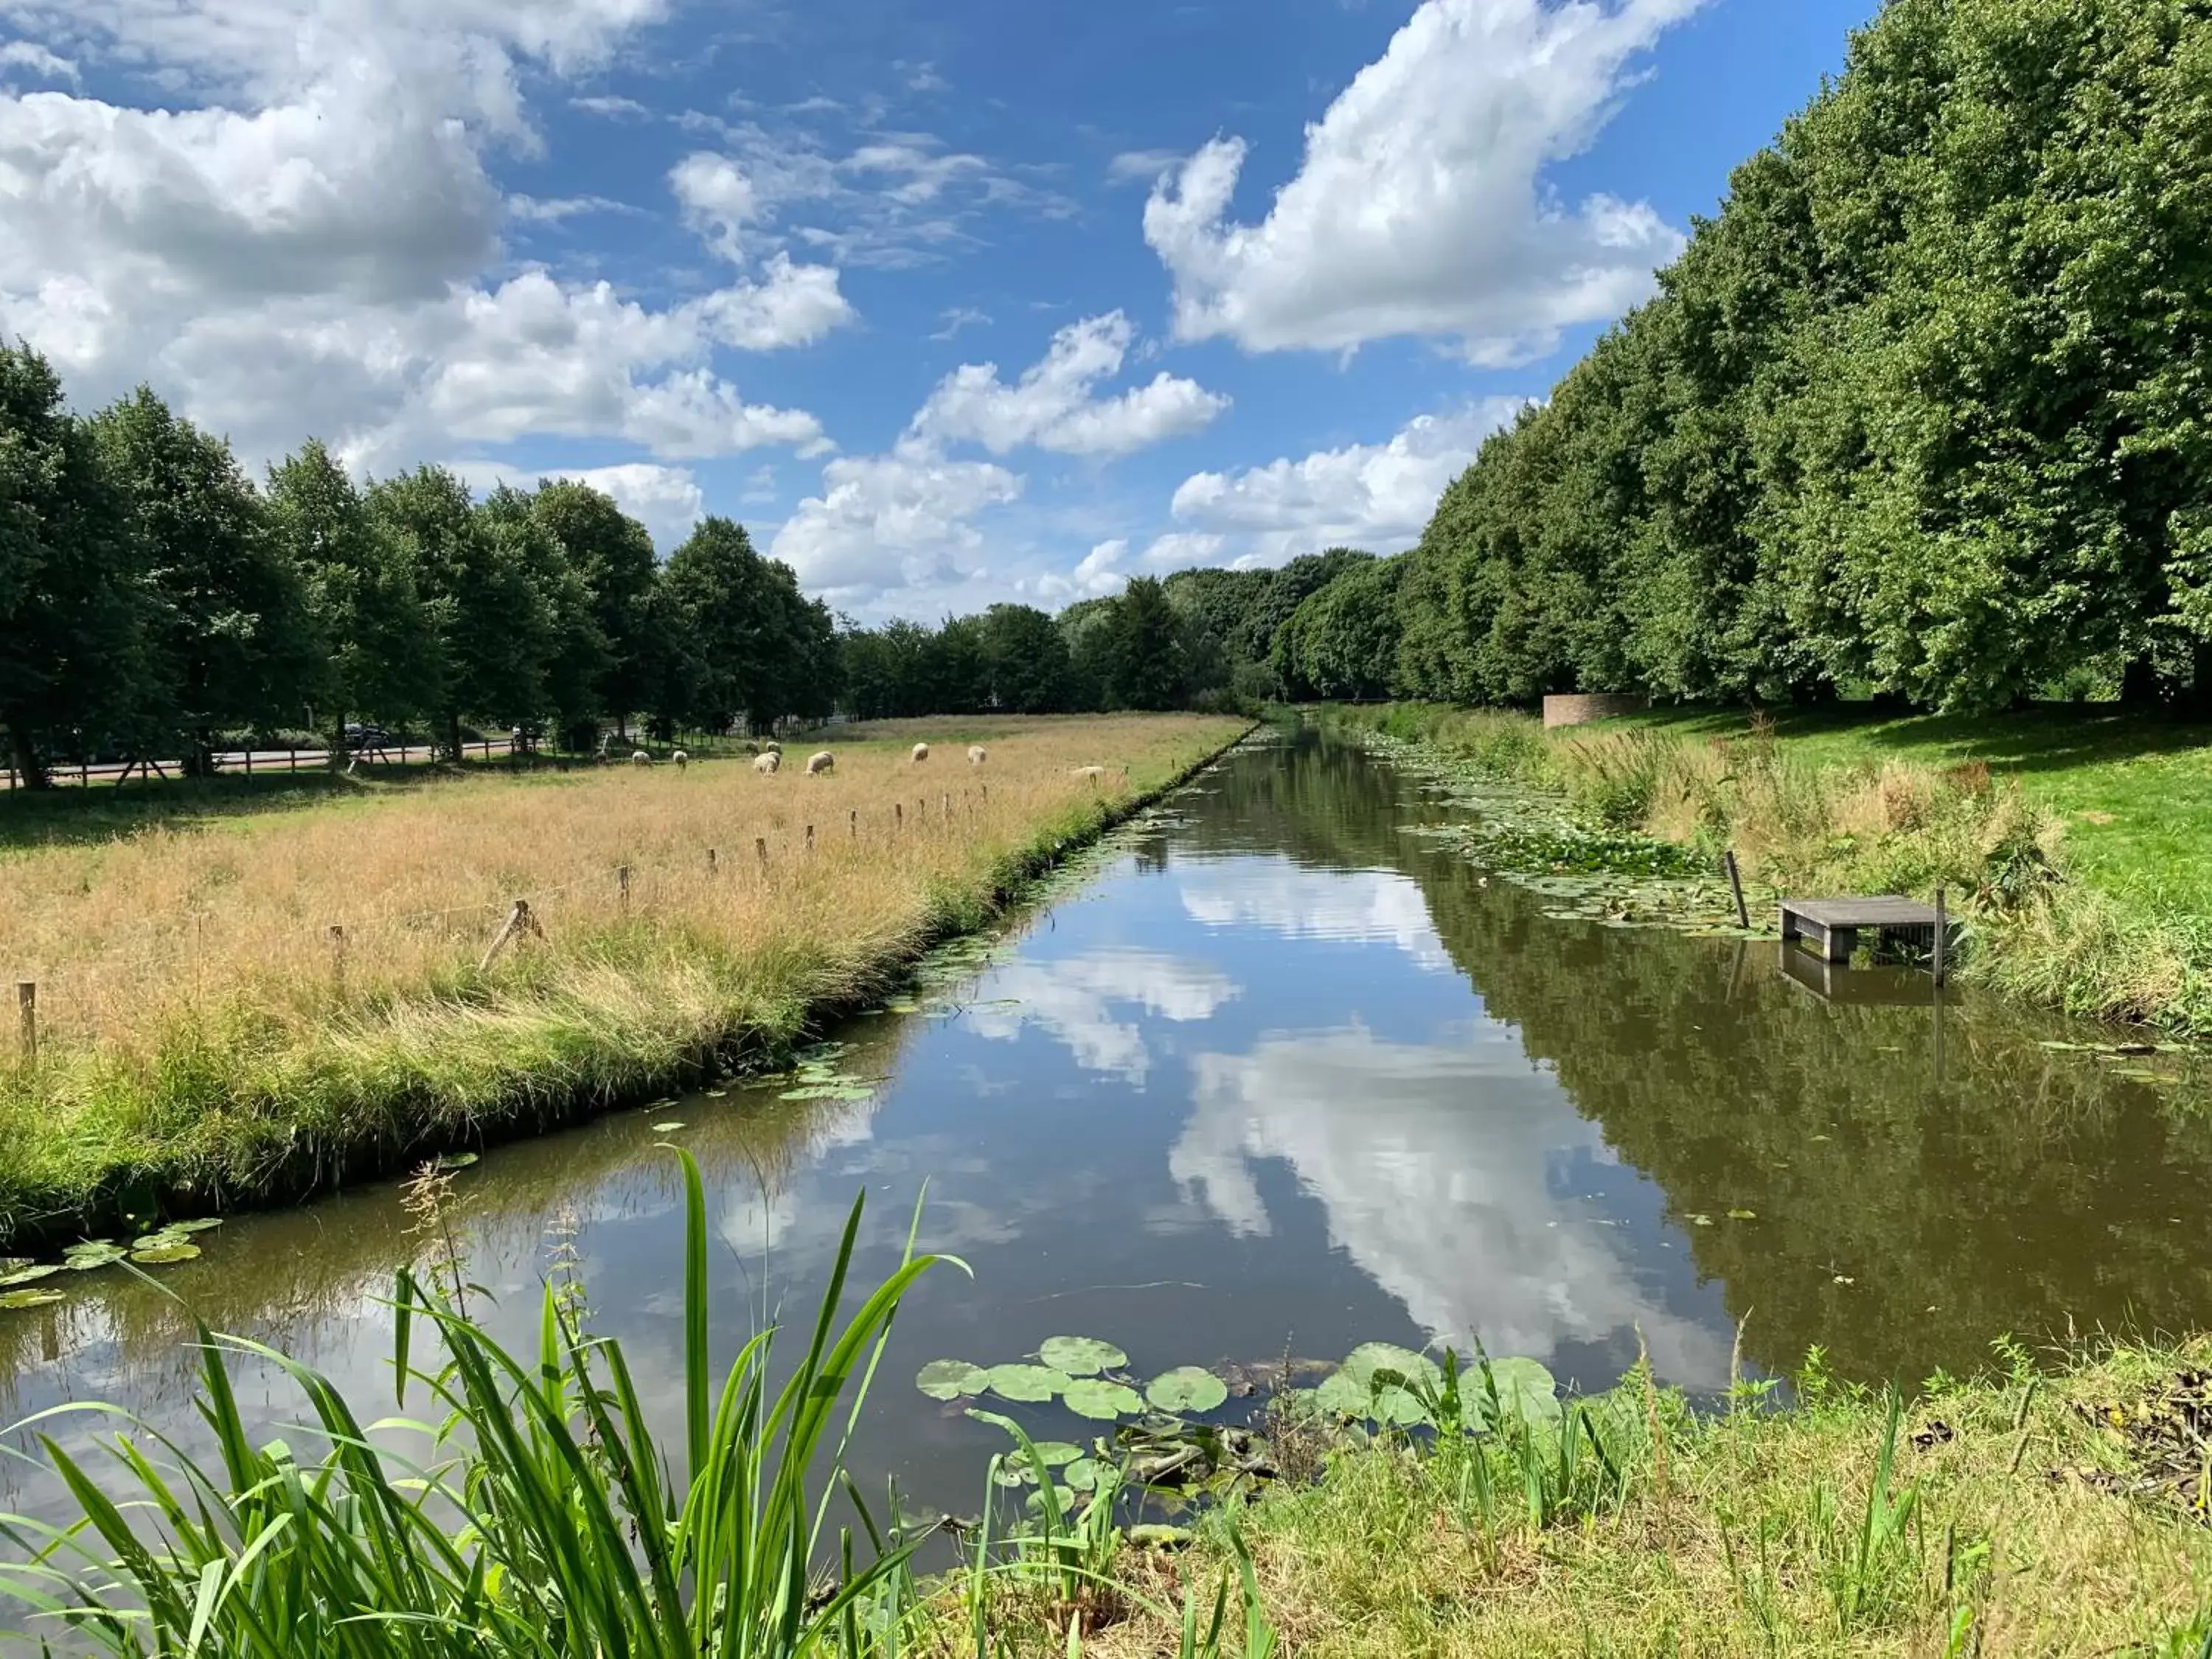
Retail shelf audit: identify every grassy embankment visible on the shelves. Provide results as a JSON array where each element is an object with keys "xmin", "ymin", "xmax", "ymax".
[
  {"xmin": 0, "ymin": 713, "xmax": 1247, "ymax": 1242},
  {"xmin": 1324, "ymin": 702, "xmax": 2212, "ymax": 1036},
  {"xmin": 11, "ymin": 1155, "xmax": 2210, "ymax": 1656}
]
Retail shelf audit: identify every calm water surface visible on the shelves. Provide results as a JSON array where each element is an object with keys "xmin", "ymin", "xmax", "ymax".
[{"xmin": 4, "ymin": 730, "xmax": 2210, "ymax": 1518}]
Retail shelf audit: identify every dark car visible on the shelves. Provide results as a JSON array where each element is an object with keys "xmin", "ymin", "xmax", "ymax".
[{"xmin": 343, "ymin": 723, "xmax": 394, "ymax": 751}]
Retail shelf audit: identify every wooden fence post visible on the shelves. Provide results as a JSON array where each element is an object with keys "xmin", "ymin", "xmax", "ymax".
[
  {"xmin": 328, "ymin": 924, "xmax": 347, "ymax": 992},
  {"xmin": 756, "ymin": 836, "xmax": 769, "ymax": 872},
  {"xmin": 894, "ymin": 803, "xmax": 903, "ymax": 833},
  {"xmin": 618, "ymin": 865, "xmax": 632, "ymax": 914},
  {"xmin": 16, "ymin": 983, "xmax": 35, "ymax": 1065},
  {"xmin": 479, "ymin": 900, "xmax": 544, "ymax": 973},
  {"xmin": 1933, "ymin": 888, "xmax": 1948, "ymax": 987},
  {"xmin": 707, "ymin": 846, "xmax": 718, "ymax": 875},
  {"xmin": 1723, "ymin": 851, "xmax": 1750, "ymax": 931},
  {"xmin": 805, "ymin": 824, "xmax": 815, "ymax": 854},
  {"xmin": 849, "ymin": 809, "xmax": 858, "ymax": 839}
]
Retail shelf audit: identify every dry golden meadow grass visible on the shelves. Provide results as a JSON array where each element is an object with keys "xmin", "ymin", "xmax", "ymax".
[{"xmin": 0, "ymin": 713, "xmax": 1245, "ymax": 1234}]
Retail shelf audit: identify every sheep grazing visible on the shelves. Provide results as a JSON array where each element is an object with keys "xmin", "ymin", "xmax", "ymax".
[
  {"xmin": 762, "ymin": 740, "xmax": 782, "ymax": 754},
  {"xmin": 754, "ymin": 751, "xmax": 782, "ymax": 775},
  {"xmin": 805, "ymin": 750, "xmax": 835, "ymax": 776},
  {"xmin": 672, "ymin": 749, "xmax": 689, "ymax": 771},
  {"xmin": 967, "ymin": 744, "xmax": 987, "ymax": 765},
  {"xmin": 631, "ymin": 750, "xmax": 653, "ymax": 767},
  {"xmin": 1070, "ymin": 765, "xmax": 1106, "ymax": 781},
  {"xmin": 911, "ymin": 742, "xmax": 931, "ymax": 764}
]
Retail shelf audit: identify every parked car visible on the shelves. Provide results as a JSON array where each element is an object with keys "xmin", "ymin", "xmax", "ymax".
[{"xmin": 343, "ymin": 723, "xmax": 394, "ymax": 751}]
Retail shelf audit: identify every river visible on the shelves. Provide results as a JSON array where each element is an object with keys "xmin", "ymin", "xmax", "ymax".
[{"xmin": 4, "ymin": 726, "xmax": 2210, "ymax": 1522}]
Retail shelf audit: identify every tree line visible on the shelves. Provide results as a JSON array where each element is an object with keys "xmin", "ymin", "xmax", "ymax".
[
  {"xmin": 1, "ymin": 343, "xmax": 838, "ymax": 786},
  {"xmin": 1254, "ymin": 0, "xmax": 2212, "ymax": 714}
]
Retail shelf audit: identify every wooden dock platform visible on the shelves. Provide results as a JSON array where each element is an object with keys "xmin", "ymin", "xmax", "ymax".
[{"xmin": 1778, "ymin": 897, "xmax": 1944, "ymax": 964}]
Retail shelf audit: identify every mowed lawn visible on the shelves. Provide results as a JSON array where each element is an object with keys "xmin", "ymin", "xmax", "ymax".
[{"xmin": 1613, "ymin": 705, "xmax": 2212, "ymax": 912}]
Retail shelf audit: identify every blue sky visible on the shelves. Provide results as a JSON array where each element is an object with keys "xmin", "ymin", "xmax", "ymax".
[{"xmin": 0, "ymin": 0, "xmax": 1879, "ymax": 619}]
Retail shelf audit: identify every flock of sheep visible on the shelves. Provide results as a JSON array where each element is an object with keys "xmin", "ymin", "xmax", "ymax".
[{"xmin": 622, "ymin": 737, "xmax": 1116, "ymax": 781}]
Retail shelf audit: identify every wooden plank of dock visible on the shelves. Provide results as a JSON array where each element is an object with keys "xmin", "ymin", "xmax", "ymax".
[{"xmin": 1778, "ymin": 896, "xmax": 1941, "ymax": 964}]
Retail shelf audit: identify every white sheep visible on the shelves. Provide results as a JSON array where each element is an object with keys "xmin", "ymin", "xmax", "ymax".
[
  {"xmin": 911, "ymin": 742, "xmax": 931, "ymax": 764},
  {"xmin": 967, "ymin": 744, "xmax": 987, "ymax": 765},
  {"xmin": 762, "ymin": 740, "xmax": 782, "ymax": 754},
  {"xmin": 672, "ymin": 749, "xmax": 689, "ymax": 771},
  {"xmin": 805, "ymin": 750, "xmax": 835, "ymax": 776},
  {"xmin": 1070, "ymin": 765, "xmax": 1106, "ymax": 781},
  {"xmin": 631, "ymin": 750, "xmax": 654, "ymax": 767},
  {"xmin": 754, "ymin": 751, "xmax": 782, "ymax": 775}
]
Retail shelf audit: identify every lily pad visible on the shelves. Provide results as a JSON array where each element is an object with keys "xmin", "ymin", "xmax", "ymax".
[
  {"xmin": 133, "ymin": 1230, "xmax": 188, "ymax": 1251},
  {"xmin": 1727, "ymin": 1208, "xmax": 1758, "ymax": 1222},
  {"xmin": 1062, "ymin": 1455, "xmax": 1102, "ymax": 1492},
  {"xmin": 986, "ymin": 1363, "xmax": 1071, "ymax": 1403},
  {"xmin": 63, "ymin": 1242, "xmax": 128, "ymax": 1272},
  {"xmin": 1038, "ymin": 1335, "xmax": 1127, "ymax": 1376},
  {"xmin": 1062, "ymin": 1379, "xmax": 1144, "ymax": 1420},
  {"xmin": 653, "ymin": 1121, "xmax": 686, "ymax": 1133},
  {"xmin": 0, "ymin": 1289, "xmax": 65, "ymax": 1310},
  {"xmin": 1474, "ymin": 1357, "xmax": 1562, "ymax": 1427},
  {"xmin": 1315, "ymin": 1369, "xmax": 1429, "ymax": 1427},
  {"xmin": 170, "ymin": 1219, "xmax": 223, "ymax": 1234},
  {"xmin": 0, "ymin": 1264, "xmax": 62, "ymax": 1288},
  {"xmin": 916, "ymin": 1360, "xmax": 992, "ymax": 1401},
  {"xmin": 436, "ymin": 1152, "xmax": 480, "ymax": 1172},
  {"xmin": 1013, "ymin": 1440, "xmax": 1082, "ymax": 1470},
  {"xmin": 130, "ymin": 1244, "xmax": 202, "ymax": 1266},
  {"xmin": 1145, "ymin": 1367, "xmax": 1228, "ymax": 1414},
  {"xmin": 1340, "ymin": 1343, "xmax": 1443, "ymax": 1392}
]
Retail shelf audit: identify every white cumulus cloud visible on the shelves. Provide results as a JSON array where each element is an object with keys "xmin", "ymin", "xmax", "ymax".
[
  {"xmin": 1168, "ymin": 399, "xmax": 1528, "ymax": 560},
  {"xmin": 1143, "ymin": 0, "xmax": 1707, "ymax": 363},
  {"xmin": 0, "ymin": 0, "xmax": 845, "ymax": 475},
  {"xmin": 776, "ymin": 313, "xmax": 1225, "ymax": 604},
  {"xmin": 913, "ymin": 311, "xmax": 1228, "ymax": 459}
]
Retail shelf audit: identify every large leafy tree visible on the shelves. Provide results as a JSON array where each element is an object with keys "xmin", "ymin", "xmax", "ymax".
[
  {"xmin": 980, "ymin": 603, "xmax": 1074, "ymax": 713},
  {"xmin": 658, "ymin": 517, "xmax": 827, "ymax": 733},
  {"xmin": 266, "ymin": 441, "xmax": 439, "ymax": 757},
  {"xmin": 92, "ymin": 388, "xmax": 322, "ymax": 771},
  {"xmin": 0, "ymin": 341, "xmax": 154, "ymax": 787},
  {"xmin": 479, "ymin": 485, "xmax": 610, "ymax": 741},
  {"xmin": 529, "ymin": 481, "xmax": 660, "ymax": 734},
  {"xmin": 369, "ymin": 466, "xmax": 552, "ymax": 756}
]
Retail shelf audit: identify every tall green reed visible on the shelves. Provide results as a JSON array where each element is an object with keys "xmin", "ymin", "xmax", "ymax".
[{"xmin": 0, "ymin": 1150, "xmax": 959, "ymax": 1657}]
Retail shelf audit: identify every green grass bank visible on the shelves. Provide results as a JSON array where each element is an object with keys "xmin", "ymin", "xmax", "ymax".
[
  {"xmin": 1319, "ymin": 702, "xmax": 2212, "ymax": 1037},
  {"xmin": 0, "ymin": 717, "xmax": 1251, "ymax": 1251}
]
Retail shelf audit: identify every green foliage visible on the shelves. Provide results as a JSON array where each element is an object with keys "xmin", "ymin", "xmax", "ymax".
[
  {"xmin": 0, "ymin": 341, "xmax": 154, "ymax": 787},
  {"xmin": 92, "ymin": 388, "xmax": 323, "ymax": 771},
  {"xmin": 0, "ymin": 1158, "xmax": 959, "ymax": 1657},
  {"xmin": 656, "ymin": 516, "xmax": 838, "ymax": 734},
  {"xmin": 266, "ymin": 439, "xmax": 439, "ymax": 745},
  {"xmin": 527, "ymin": 479, "xmax": 658, "ymax": 731},
  {"xmin": 369, "ymin": 465, "xmax": 554, "ymax": 756},
  {"xmin": 1385, "ymin": 0, "xmax": 2212, "ymax": 714}
]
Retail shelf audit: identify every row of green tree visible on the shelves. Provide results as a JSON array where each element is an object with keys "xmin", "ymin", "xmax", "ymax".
[
  {"xmin": 830, "ymin": 549, "xmax": 1378, "ymax": 720},
  {"xmin": 1, "ymin": 343, "xmax": 841, "ymax": 785},
  {"xmin": 1259, "ymin": 0, "xmax": 2212, "ymax": 713}
]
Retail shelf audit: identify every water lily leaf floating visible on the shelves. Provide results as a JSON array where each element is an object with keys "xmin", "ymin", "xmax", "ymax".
[
  {"xmin": 0, "ymin": 1289, "xmax": 65, "ymax": 1311},
  {"xmin": 0, "ymin": 1263, "xmax": 62, "ymax": 1289},
  {"xmin": 986, "ymin": 1363, "xmax": 1071, "ymax": 1403},
  {"xmin": 63, "ymin": 1241, "xmax": 128, "ymax": 1272},
  {"xmin": 916, "ymin": 1360, "xmax": 992, "ymax": 1402},
  {"xmin": 1474, "ymin": 1356, "xmax": 1562, "ymax": 1429},
  {"xmin": 653, "ymin": 1122, "xmax": 686, "ymax": 1133},
  {"xmin": 1062, "ymin": 1378, "xmax": 1144, "ymax": 1421},
  {"xmin": 1038, "ymin": 1335, "xmax": 1127, "ymax": 1377},
  {"xmin": 131, "ymin": 1244, "xmax": 201, "ymax": 1266},
  {"xmin": 1062, "ymin": 1455, "xmax": 1102, "ymax": 1493},
  {"xmin": 1146, "ymin": 1366, "xmax": 1229, "ymax": 1415}
]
